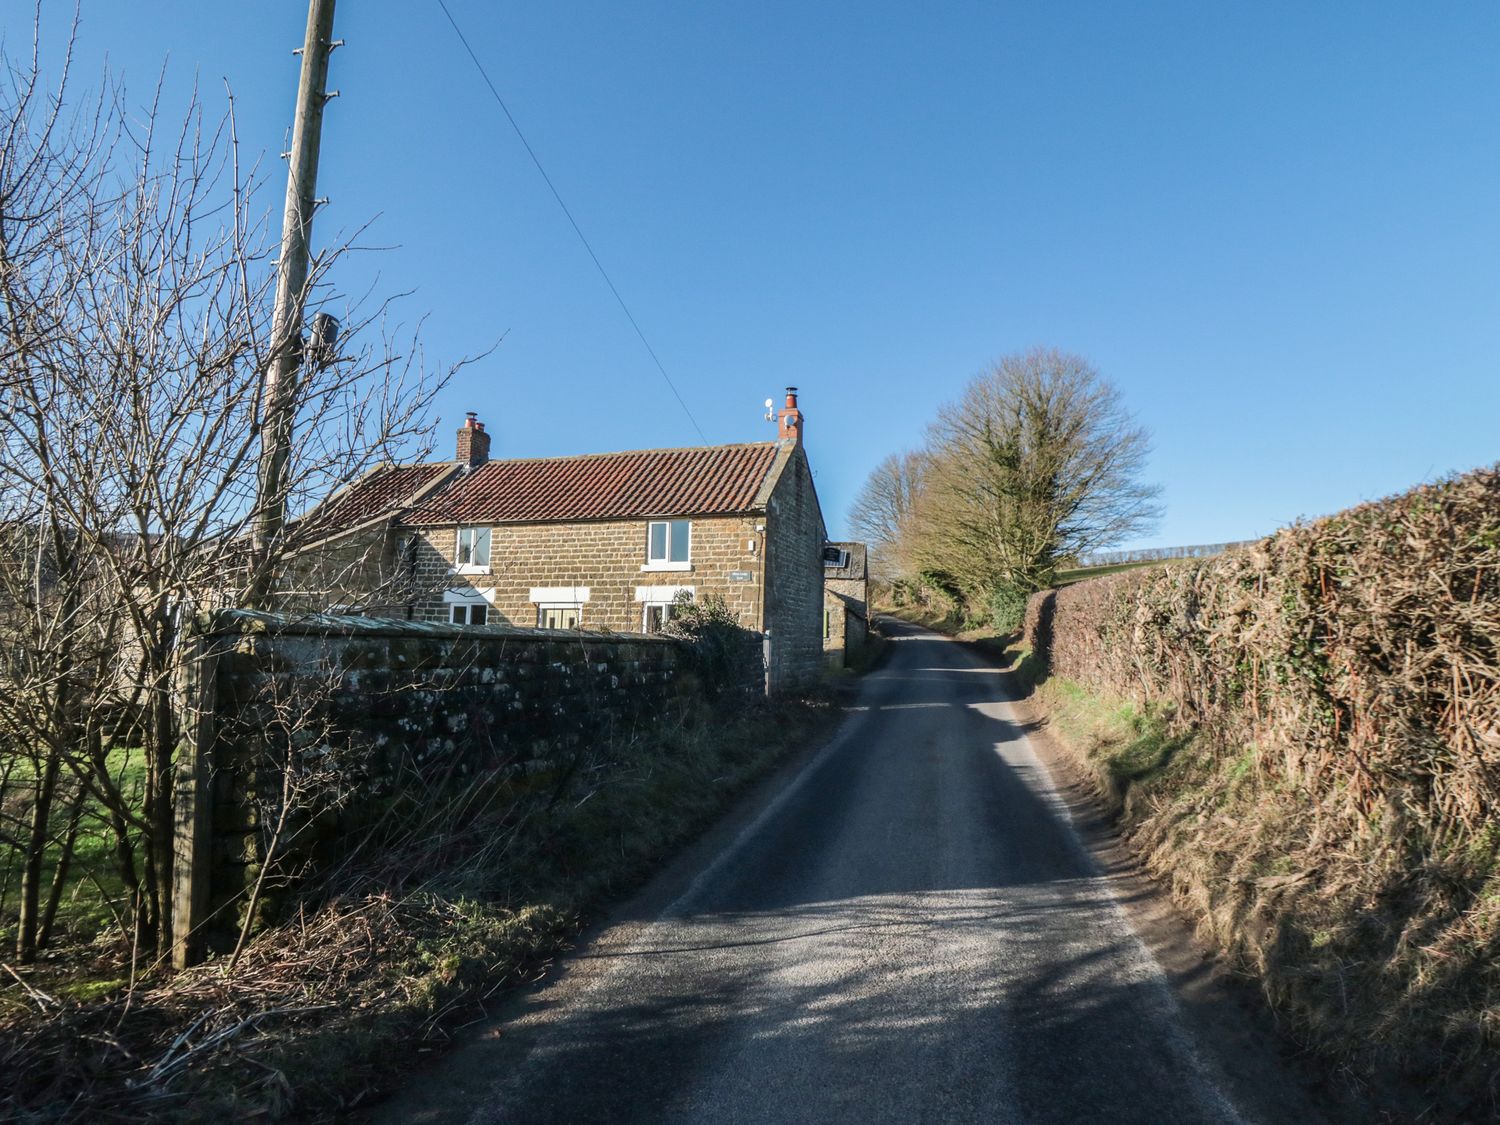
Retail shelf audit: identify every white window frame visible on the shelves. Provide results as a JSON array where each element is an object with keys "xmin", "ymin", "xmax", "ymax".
[
  {"xmin": 635, "ymin": 585, "xmax": 695, "ymax": 633},
  {"xmin": 642, "ymin": 602, "xmax": 683, "ymax": 634},
  {"xmin": 453, "ymin": 526, "xmax": 492, "ymax": 575},
  {"xmin": 530, "ymin": 587, "xmax": 589, "ymax": 630},
  {"xmin": 642, "ymin": 519, "xmax": 692, "ymax": 572},
  {"xmin": 536, "ymin": 603, "xmax": 583, "ymax": 629},
  {"xmin": 444, "ymin": 586, "xmax": 494, "ymax": 626}
]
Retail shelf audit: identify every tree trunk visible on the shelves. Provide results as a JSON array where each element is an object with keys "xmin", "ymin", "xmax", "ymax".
[
  {"xmin": 15, "ymin": 751, "xmax": 60, "ymax": 962},
  {"xmin": 145, "ymin": 607, "xmax": 178, "ymax": 952},
  {"xmin": 82, "ymin": 726, "xmax": 145, "ymax": 925},
  {"xmin": 37, "ymin": 782, "xmax": 88, "ymax": 948}
]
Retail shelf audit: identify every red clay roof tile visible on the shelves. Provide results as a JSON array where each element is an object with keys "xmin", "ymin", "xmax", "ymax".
[
  {"xmin": 403, "ymin": 443, "xmax": 781, "ymax": 525},
  {"xmin": 296, "ymin": 463, "xmax": 456, "ymax": 537}
]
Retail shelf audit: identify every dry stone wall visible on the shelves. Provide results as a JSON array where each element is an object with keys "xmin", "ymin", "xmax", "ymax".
[{"xmin": 172, "ymin": 610, "xmax": 695, "ymax": 965}]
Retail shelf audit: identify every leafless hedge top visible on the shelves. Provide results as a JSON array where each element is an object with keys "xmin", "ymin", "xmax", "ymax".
[{"xmin": 1030, "ymin": 464, "xmax": 1500, "ymax": 844}]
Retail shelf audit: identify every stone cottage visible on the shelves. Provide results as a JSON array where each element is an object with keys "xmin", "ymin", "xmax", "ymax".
[
  {"xmin": 821, "ymin": 541, "xmax": 869, "ymax": 666},
  {"xmin": 278, "ymin": 461, "xmax": 460, "ymax": 617},
  {"xmin": 285, "ymin": 389, "xmax": 828, "ymax": 692}
]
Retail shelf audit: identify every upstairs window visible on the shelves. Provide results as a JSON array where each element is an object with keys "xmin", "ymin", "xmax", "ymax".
[
  {"xmin": 455, "ymin": 526, "xmax": 491, "ymax": 571},
  {"xmin": 644, "ymin": 519, "xmax": 691, "ymax": 570}
]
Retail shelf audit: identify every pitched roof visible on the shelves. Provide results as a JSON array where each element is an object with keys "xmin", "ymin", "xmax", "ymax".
[
  {"xmin": 294, "ymin": 463, "xmax": 459, "ymax": 542},
  {"xmin": 402, "ymin": 443, "xmax": 783, "ymax": 525},
  {"xmin": 823, "ymin": 541, "xmax": 868, "ymax": 581}
]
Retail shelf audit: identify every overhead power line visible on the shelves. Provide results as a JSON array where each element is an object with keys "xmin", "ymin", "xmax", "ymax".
[{"xmin": 435, "ymin": 0, "xmax": 708, "ymax": 445}]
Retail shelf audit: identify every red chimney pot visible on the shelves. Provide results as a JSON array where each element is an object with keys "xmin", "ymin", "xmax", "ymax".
[
  {"xmin": 777, "ymin": 386, "xmax": 804, "ymax": 445},
  {"xmin": 457, "ymin": 413, "xmax": 491, "ymax": 466}
]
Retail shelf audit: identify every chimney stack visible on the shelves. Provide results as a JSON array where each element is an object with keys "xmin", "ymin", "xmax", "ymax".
[
  {"xmin": 456, "ymin": 412, "xmax": 491, "ymax": 467},
  {"xmin": 777, "ymin": 387, "xmax": 804, "ymax": 445}
]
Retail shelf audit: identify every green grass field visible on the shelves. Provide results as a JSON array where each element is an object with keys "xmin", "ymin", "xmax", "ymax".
[{"xmin": 0, "ymin": 744, "xmax": 149, "ymax": 961}]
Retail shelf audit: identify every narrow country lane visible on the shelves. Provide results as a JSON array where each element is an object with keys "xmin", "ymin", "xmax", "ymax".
[{"xmin": 378, "ymin": 621, "xmax": 1317, "ymax": 1125}]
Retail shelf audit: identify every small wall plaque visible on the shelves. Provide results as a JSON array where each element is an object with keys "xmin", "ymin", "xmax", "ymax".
[{"xmin": 728, "ymin": 570, "xmax": 754, "ymax": 582}]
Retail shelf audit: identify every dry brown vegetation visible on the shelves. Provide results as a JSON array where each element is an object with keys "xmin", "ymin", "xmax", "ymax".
[
  {"xmin": 0, "ymin": 19, "xmax": 451, "ymax": 967},
  {"xmin": 1022, "ymin": 464, "xmax": 1500, "ymax": 1117},
  {"xmin": 1, "ymin": 685, "xmax": 839, "ymax": 1121}
]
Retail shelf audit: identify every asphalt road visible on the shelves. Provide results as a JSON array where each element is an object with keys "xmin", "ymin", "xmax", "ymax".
[{"xmin": 378, "ymin": 621, "xmax": 1312, "ymax": 1125}]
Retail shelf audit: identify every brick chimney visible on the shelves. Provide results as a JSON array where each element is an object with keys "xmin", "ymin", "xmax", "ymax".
[
  {"xmin": 777, "ymin": 387, "xmax": 804, "ymax": 445},
  {"xmin": 456, "ymin": 412, "xmax": 491, "ymax": 467}
]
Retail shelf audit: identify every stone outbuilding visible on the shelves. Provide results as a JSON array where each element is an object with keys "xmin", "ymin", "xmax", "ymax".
[{"xmin": 821, "ymin": 541, "xmax": 869, "ymax": 667}]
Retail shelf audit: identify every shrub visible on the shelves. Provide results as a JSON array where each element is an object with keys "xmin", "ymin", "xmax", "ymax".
[
  {"xmin": 663, "ymin": 593, "xmax": 758, "ymax": 697},
  {"xmin": 987, "ymin": 582, "xmax": 1028, "ymax": 635}
]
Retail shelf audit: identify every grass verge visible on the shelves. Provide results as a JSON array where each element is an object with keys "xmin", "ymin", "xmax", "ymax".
[{"xmin": 1022, "ymin": 664, "xmax": 1500, "ymax": 1122}]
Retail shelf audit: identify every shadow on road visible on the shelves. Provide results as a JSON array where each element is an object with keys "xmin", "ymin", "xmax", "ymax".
[
  {"xmin": 461, "ymin": 624, "xmax": 1243, "ymax": 1124},
  {"xmin": 489, "ymin": 886, "xmax": 1230, "ymax": 1124}
]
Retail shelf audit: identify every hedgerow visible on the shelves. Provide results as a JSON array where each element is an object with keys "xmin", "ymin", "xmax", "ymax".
[{"xmin": 1025, "ymin": 464, "xmax": 1500, "ymax": 1116}]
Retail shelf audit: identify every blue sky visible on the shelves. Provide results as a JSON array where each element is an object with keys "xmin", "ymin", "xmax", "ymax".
[{"xmin": 24, "ymin": 2, "xmax": 1500, "ymax": 546}]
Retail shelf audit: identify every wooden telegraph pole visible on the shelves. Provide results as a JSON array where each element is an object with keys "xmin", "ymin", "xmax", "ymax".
[{"xmin": 250, "ymin": 0, "xmax": 338, "ymax": 606}]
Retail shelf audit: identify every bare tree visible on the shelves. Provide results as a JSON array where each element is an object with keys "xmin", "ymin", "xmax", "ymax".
[
  {"xmin": 913, "ymin": 348, "xmax": 1160, "ymax": 598},
  {"xmin": 0, "ymin": 27, "xmax": 452, "ymax": 959},
  {"xmin": 847, "ymin": 450, "xmax": 926, "ymax": 586}
]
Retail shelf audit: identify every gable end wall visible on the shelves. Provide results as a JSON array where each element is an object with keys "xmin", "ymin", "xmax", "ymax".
[{"xmin": 763, "ymin": 446, "xmax": 825, "ymax": 691}]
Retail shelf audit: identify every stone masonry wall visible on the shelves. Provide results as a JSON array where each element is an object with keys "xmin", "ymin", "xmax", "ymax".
[
  {"xmin": 823, "ymin": 576, "xmax": 868, "ymax": 619},
  {"xmin": 763, "ymin": 447, "xmax": 825, "ymax": 691},
  {"xmin": 822, "ymin": 589, "xmax": 847, "ymax": 664},
  {"xmin": 278, "ymin": 524, "xmax": 410, "ymax": 618},
  {"xmin": 823, "ymin": 576, "xmax": 870, "ymax": 664},
  {"xmin": 406, "ymin": 515, "xmax": 768, "ymax": 633},
  {"xmin": 172, "ymin": 610, "xmax": 689, "ymax": 965}
]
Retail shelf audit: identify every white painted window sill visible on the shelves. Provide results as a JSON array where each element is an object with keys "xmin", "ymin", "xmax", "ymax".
[
  {"xmin": 641, "ymin": 561, "xmax": 692, "ymax": 573},
  {"xmin": 449, "ymin": 565, "xmax": 491, "ymax": 576}
]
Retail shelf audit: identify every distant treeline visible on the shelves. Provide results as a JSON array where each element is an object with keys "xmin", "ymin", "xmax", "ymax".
[{"xmin": 1078, "ymin": 540, "xmax": 1257, "ymax": 567}]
